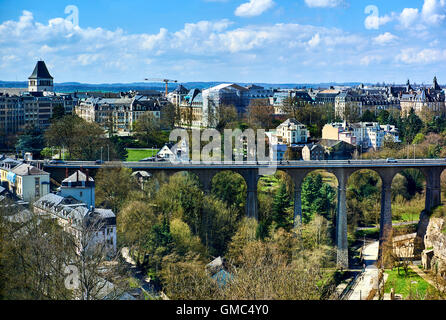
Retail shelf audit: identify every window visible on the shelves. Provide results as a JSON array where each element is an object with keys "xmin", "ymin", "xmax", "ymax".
[{"xmin": 35, "ymin": 177, "xmax": 40, "ymax": 197}]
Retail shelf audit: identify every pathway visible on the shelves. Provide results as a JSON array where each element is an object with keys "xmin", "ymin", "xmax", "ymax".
[{"xmin": 348, "ymin": 241, "xmax": 379, "ymax": 300}]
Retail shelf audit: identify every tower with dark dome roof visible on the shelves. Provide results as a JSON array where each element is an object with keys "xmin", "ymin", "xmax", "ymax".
[{"xmin": 28, "ymin": 60, "xmax": 54, "ymax": 93}]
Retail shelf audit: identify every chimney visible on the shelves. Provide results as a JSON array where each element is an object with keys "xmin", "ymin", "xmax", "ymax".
[{"xmin": 77, "ymin": 170, "xmax": 79, "ymax": 182}]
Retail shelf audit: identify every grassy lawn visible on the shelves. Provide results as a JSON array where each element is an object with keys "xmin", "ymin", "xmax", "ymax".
[
  {"xmin": 126, "ymin": 149, "xmax": 159, "ymax": 162},
  {"xmin": 384, "ymin": 267, "xmax": 434, "ymax": 299},
  {"xmin": 392, "ymin": 195, "xmax": 425, "ymax": 223}
]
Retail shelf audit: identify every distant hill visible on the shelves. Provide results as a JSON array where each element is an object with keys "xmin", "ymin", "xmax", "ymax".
[{"xmin": 0, "ymin": 80, "xmax": 373, "ymax": 93}]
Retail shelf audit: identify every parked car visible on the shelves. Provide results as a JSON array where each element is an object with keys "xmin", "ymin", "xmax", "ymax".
[
  {"xmin": 139, "ymin": 157, "xmax": 156, "ymax": 162},
  {"xmin": 386, "ymin": 158, "xmax": 398, "ymax": 163},
  {"xmin": 49, "ymin": 160, "xmax": 65, "ymax": 164}
]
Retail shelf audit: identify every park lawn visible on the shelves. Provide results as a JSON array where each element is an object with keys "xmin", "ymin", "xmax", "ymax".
[
  {"xmin": 384, "ymin": 267, "xmax": 434, "ymax": 299},
  {"xmin": 126, "ymin": 149, "xmax": 159, "ymax": 162},
  {"xmin": 392, "ymin": 195, "xmax": 425, "ymax": 223}
]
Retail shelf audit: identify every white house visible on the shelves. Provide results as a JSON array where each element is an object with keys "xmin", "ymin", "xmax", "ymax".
[
  {"xmin": 34, "ymin": 193, "xmax": 117, "ymax": 255},
  {"xmin": 1, "ymin": 163, "xmax": 50, "ymax": 202},
  {"xmin": 157, "ymin": 140, "xmax": 190, "ymax": 162},
  {"xmin": 276, "ymin": 119, "xmax": 309, "ymax": 145}
]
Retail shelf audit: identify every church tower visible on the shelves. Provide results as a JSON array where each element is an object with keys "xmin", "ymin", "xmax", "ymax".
[
  {"xmin": 433, "ymin": 76, "xmax": 441, "ymax": 91},
  {"xmin": 28, "ymin": 60, "xmax": 54, "ymax": 93}
]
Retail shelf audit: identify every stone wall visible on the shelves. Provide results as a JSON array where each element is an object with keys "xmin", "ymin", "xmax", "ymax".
[{"xmin": 422, "ymin": 218, "xmax": 446, "ymax": 277}]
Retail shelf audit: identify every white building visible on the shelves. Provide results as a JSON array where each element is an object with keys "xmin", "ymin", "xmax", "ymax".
[
  {"xmin": 1, "ymin": 163, "xmax": 50, "ymax": 202},
  {"xmin": 58, "ymin": 171, "xmax": 95, "ymax": 208},
  {"xmin": 34, "ymin": 170, "xmax": 116, "ymax": 255},
  {"xmin": 275, "ymin": 118, "xmax": 309, "ymax": 145},
  {"xmin": 157, "ymin": 140, "xmax": 190, "ymax": 162},
  {"xmin": 322, "ymin": 121, "xmax": 399, "ymax": 150}
]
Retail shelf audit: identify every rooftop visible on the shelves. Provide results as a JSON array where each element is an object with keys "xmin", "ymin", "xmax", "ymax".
[{"xmin": 28, "ymin": 61, "xmax": 53, "ymax": 80}]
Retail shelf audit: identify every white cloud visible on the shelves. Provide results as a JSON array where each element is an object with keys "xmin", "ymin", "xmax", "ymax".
[
  {"xmin": 373, "ymin": 32, "xmax": 398, "ymax": 45},
  {"xmin": 307, "ymin": 33, "xmax": 321, "ymax": 47},
  {"xmin": 398, "ymin": 0, "xmax": 446, "ymax": 29},
  {"xmin": 235, "ymin": 0, "xmax": 275, "ymax": 17},
  {"xmin": 399, "ymin": 8, "xmax": 420, "ymax": 28},
  {"xmin": 397, "ymin": 48, "xmax": 446, "ymax": 64},
  {"xmin": 422, "ymin": 0, "xmax": 446, "ymax": 25},
  {"xmin": 304, "ymin": 0, "xmax": 344, "ymax": 8},
  {"xmin": 0, "ymin": 10, "xmax": 444, "ymax": 83},
  {"xmin": 360, "ymin": 55, "xmax": 382, "ymax": 66},
  {"xmin": 364, "ymin": 14, "xmax": 394, "ymax": 30}
]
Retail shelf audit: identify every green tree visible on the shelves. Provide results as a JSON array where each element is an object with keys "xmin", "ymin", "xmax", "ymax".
[
  {"xmin": 133, "ymin": 112, "xmax": 161, "ymax": 147},
  {"xmin": 271, "ymin": 183, "xmax": 292, "ymax": 231},
  {"xmin": 15, "ymin": 124, "xmax": 45, "ymax": 157},
  {"xmin": 403, "ymin": 109, "xmax": 424, "ymax": 144},
  {"xmin": 360, "ymin": 110, "xmax": 377, "ymax": 122},
  {"xmin": 211, "ymin": 171, "xmax": 246, "ymax": 217},
  {"xmin": 95, "ymin": 167, "xmax": 136, "ymax": 213},
  {"xmin": 301, "ymin": 174, "xmax": 336, "ymax": 223},
  {"xmin": 51, "ymin": 104, "xmax": 65, "ymax": 121}
]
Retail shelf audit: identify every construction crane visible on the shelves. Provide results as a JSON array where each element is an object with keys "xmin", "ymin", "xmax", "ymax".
[{"xmin": 144, "ymin": 78, "xmax": 178, "ymax": 96}]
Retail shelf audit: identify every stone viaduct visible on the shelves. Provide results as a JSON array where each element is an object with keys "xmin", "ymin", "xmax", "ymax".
[{"xmin": 40, "ymin": 159, "xmax": 446, "ymax": 269}]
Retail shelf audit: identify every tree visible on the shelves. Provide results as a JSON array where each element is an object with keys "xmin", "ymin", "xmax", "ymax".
[
  {"xmin": 45, "ymin": 115, "xmax": 116, "ymax": 161},
  {"xmin": 133, "ymin": 112, "xmax": 161, "ymax": 147},
  {"xmin": 211, "ymin": 171, "xmax": 246, "ymax": 217},
  {"xmin": 403, "ymin": 109, "xmax": 423, "ymax": 144},
  {"xmin": 412, "ymin": 133, "xmax": 425, "ymax": 145},
  {"xmin": 209, "ymin": 104, "xmax": 238, "ymax": 132},
  {"xmin": 51, "ymin": 104, "xmax": 65, "ymax": 121},
  {"xmin": 377, "ymin": 110, "xmax": 390, "ymax": 125},
  {"xmin": 360, "ymin": 110, "xmax": 377, "ymax": 122},
  {"xmin": 246, "ymin": 99, "xmax": 275, "ymax": 129},
  {"xmin": 271, "ymin": 183, "xmax": 292, "ymax": 231},
  {"xmin": 15, "ymin": 124, "xmax": 45, "ymax": 157},
  {"xmin": 343, "ymin": 102, "xmax": 361, "ymax": 123},
  {"xmin": 301, "ymin": 174, "xmax": 336, "ymax": 223},
  {"xmin": 118, "ymin": 201, "xmax": 158, "ymax": 265},
  {"xmin": 281, "ymin": 96, "xmax": 305, "ymax": 120},
  {"xmin": 160, "ymin": 102, "xmax": 178, "ymax": 130},
  {"xmin": 95, "ymin": 167, "xmax": 136, "ymax": 214}
]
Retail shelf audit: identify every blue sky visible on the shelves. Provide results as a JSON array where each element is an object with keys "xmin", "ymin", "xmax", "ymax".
[{"xmin": 0, "ymin": 0, "xmax": 445, "ymax": 84}]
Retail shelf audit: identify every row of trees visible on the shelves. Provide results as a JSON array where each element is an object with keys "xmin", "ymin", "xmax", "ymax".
[
  {"xmin": 0, "ymin": 200, "xmax": 129, "ymax": 300},
  {"xmin": 91, "ymin": 166, "xmax": 338, "ymax": 298}
]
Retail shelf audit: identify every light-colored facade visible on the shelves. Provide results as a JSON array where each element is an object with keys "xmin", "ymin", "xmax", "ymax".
[
  {"xmin": 75, "ymin": 94, "xmax": 162, "ymax": 134},
  {"xmin": 335, "ymin": 91, "xmax": 400, "ymax": 119},
  {"xmin": 0, "ymin": 163, "xmax": 50, "ymax": 202},
  {"xmin": 177, "ymin": 89, "xmax": 204, "ymax": 128},
  {"xmin": 34, "ymin": 193, "xmax": 117, "ymax": 255},
  {"xmin": 323, "ymin": 122, "xmax": 399, "ymax": 150},
  {"xmin": 400, "ymin": 78, "xmax": 445, "ymax": 117},
  {"xmin": 58, "ymin": 171, "xmax": 95, "ymax": 208},
  {"xmin": 276, "ymin": 118, "xmax": 309, "ymax": 145}
]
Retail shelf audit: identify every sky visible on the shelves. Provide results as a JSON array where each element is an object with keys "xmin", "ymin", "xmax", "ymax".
[{"xmin": 0, "ymin": 0, "xmax": 445, "ymax": 84}]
